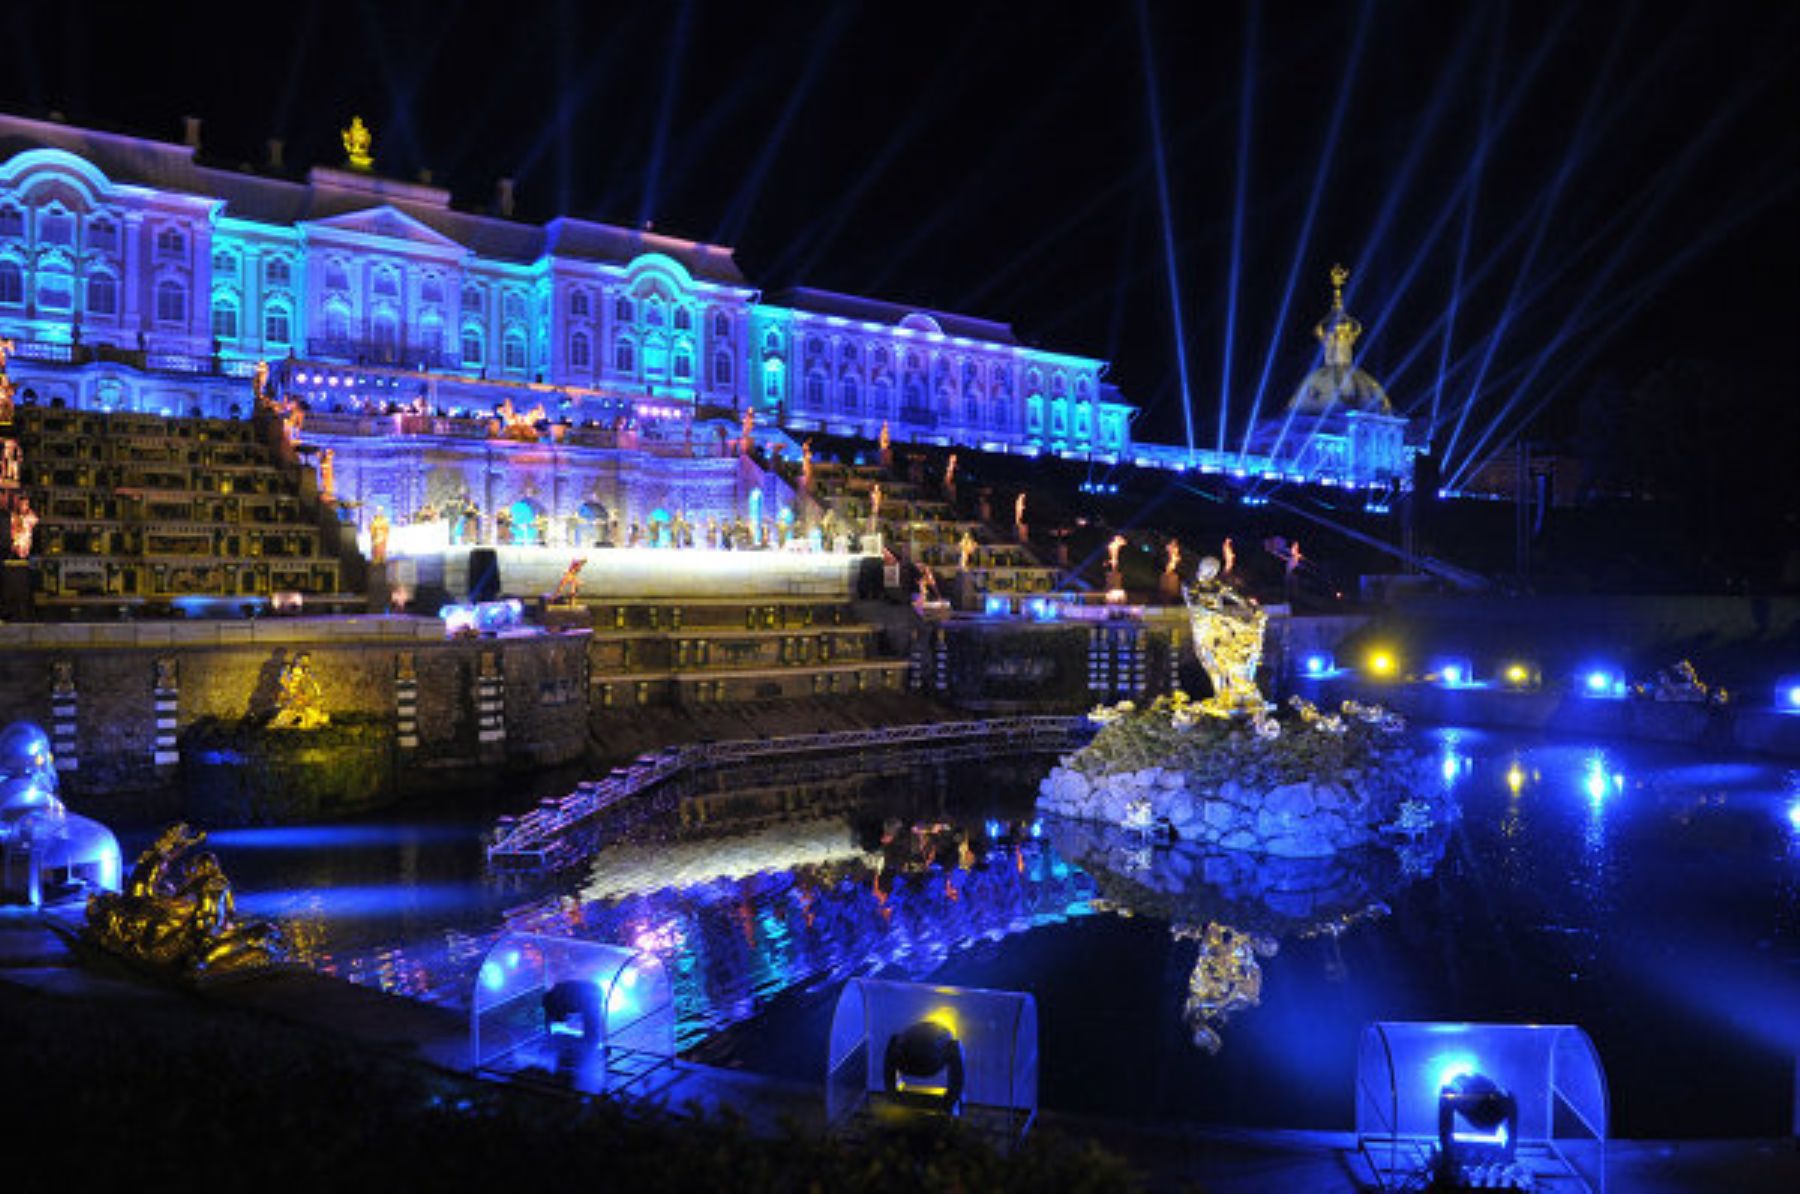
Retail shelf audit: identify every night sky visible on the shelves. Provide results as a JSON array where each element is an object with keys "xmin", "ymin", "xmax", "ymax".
[{"xmin": 4, "ymin": 1, "xmax": 1794, "ymax": 464}]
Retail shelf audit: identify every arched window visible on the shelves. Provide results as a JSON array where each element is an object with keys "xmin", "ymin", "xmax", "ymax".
[
  {"xmin": 35, "ymin": 260, "xmax": 73, "ymax": 312},
  {"xmin": 264, "ymin": 303, "xmax": 291, "ymax": 345},
  {"xmin": 712, "ymin": 350, "xmax": 732, "ymax": 386},
  {"xmin": 673, "ymin": 344, "xmax": 693, "ymax": 380},
  {"xmin": 210, "ymin": 295, "xmax": 239, "ymax": 340},
  {"xmin": 840, "ymin": 377, "xmax": 859, "ymax": 411},
  {"xmin": 502, "ymin": 292, "xmax": 525, "ymax": 322},
  {"xmin": 643, "ymin": 336, "xmax": 668, "ymax": 377},
  {"xmin": 156, "ymin": 226, "xmax": 185, "ymax": 258},
  {"xmin": 418, "ymin": 311, "xmax": 443, "ymax": 354},
  {"xmin": 805, "ymin": 373, "xmax": 827, "ymax": 408},
  {"xmin": 373, "ymin": 309, "xmax": 399, "ymax": 354},
  {"xmin": 0, "ymin": 207, "xmax": 23, "ymax": 239},
  {"xmin": 1051, "ymin": 397, "xmax": 1068, "ymax": 437},
  {"xmin": 614, "ymin": 294, "xmax": 633, "ymax": 322},
  {"xmin": 762, "ymin": 329, "xmax": 781, "ymax": 355},
  {"xmin": 712, "ymin": 312, "xmax": 730, "ymax": 339},
  {"xmin": 502, "ymin": 330, "xmax": 527, "ymax": 371},
  {"xmin": 569, "ymin": 331, "xmax": 590, "ymax": 369},
  {"xmin": 1026, "ymin": 394, "xmax": 1045, "ymax": 434},
  {"xmin": 155, "ymin": 278, "xmax": 187, "ymax": 324},
  {"xmin": 265, "ymin": 257, "xmax": 291, "ymax": 288},
  {"xmin": 570, "ymin": 289, "xmax": 589, "ymax": 318},
  {"xmin": 673, "ymin": 306, "xmax": 691, "ymax": 331},
  {"xmin": 87, "ymin": 272, "xmax": 118, "ymax": 317},
  {"xmin": 87, "ymin": 217, "xmax": 117, "ymax": 252},
  {"xmin": 763, "ymin": 361, "xmax": 782, "ymax": 400},
  {"xmin": 614, "ymin": 337, "xmax": 636, "ymax": 374},
  {"xmin": 461, "ymin": 325, "xmax": 485, "ymax": 366},
  {"xmin": 323, "ymin": 301, "xmax": 351, "ymax": 342},
  {"xmin": 373, "ymin": 269, "xmax": 399, "ymax": 298},
  {"xmin": 325, "ymin": 259, "xmax": 349, "ymax": 292},
  {"xmin": 421, "ymin": 276, "xmax": 443, "ymax": 306},
  {"xmin": 212, "ymin": 249, "xmax": 236, "ymax": 277},
  {"xmin": 1075, "ymin": 403, "xmax": 1093, "ymax": 440},
  {"xmin": 644, "ymin": 297, "xmax": 664, "ymax": 328},
  {"xmin": 462, "ymin": 284, "xmax": 483, "ymax": 312},
  {"xmin": 873, "ymin": 376, "xmax": 893, "ymax": 414}
]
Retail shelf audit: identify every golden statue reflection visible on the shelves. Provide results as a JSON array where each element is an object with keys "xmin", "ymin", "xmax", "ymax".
[{"xmin": 1176, "ymin": 921, "xmax": 1277, "ymax": 1054}]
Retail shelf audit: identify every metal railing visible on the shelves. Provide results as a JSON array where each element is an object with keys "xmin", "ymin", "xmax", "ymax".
[{"xmin": 485, "ymin": 715, "xmax": 1086, "ymax": 870}]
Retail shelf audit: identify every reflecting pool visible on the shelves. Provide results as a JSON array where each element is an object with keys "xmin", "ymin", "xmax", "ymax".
[{"xmin": 185, "ymin": 729, "xmax": 1800, "ymax": 1138}]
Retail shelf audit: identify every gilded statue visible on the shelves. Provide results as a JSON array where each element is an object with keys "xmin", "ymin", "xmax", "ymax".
[
  {"xmin": 9, "ymin": 495, "xmax": 37, "ymax": 559},
  {"xmin": 342, "ymin": 116, "xmax": 374, "ymax": 171},
  {"xmin": 1183, "ymin": 555, "xmax": 1268, "ymax": 717},
  {"xmin": 86, "ymin": 823, "xmax": 283, "ymax": 976},
  {"xmin": 269, "ymin": 651, "xmax": 329, "ymax": 730},
  {"xmin": 0, "ymin": 335, "xmax": 15, "ymax": 423}
]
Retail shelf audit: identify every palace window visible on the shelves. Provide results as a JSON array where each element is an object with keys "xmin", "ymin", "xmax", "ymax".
[
  {"xmin": 265, "ymin": 257, "xmax": 291, "ymax": 288},
  {"xmin": 264, "ymin": 303, "xmax": 291, "ymax": 344},
  {"xmin": 502, "ymin": 291, "xmax": 525, "ymax": 322},
  {"xmin": 805, "ymin": 374, "xmax": 826, "ymax": 408},
  {"xmin": 570, "ymin": 289, "xmax": 590, "ymax": 318},
  {"xmin": 873, "ymin": 376, "xmax": 892, "ymax": 413},
  {"xmin": 373, "ymin": 269, "xmax": 399, "ymax": 298},
  {"xmin": 763, "ymin": 362, "xmax": 782, "ymax": 400},
  {"xmin": 569, "ymin": 330, "xmax": 591, "ymax": 369},
  {"xmin": 155, "ymin": 278, "xmax": 187, "ymax": 324},
  {"xmin": 40, "ymin": 210, "xmax": 74, "ymax": 247},
  {"xmin": 673, "ymin": 345, "xmax": 693, "ymax": 380},
  {"xmin": 762, "ymin": 328, "xmax": 781, "ymax": 355},
  {"xmin": 323, "ymin": 302, "xmax": 350, "ymax": 341},
  {"xmin": 87, "ymin": 217, "xmax": 117, "ymax": 252},
  {"xmin": 462, "ymin": 284, "xmax": 483, "ymax": 312},
  {"xmin": 614, "ymin": 337, "xmax": 636, "ymax": 374},
  {"xmin": 36, "ymin": 263, "xmax": 73, "ymax": 312},
  {"xmin": 644, "ymin": 297, "xmax": 664, "ymax": 328},
  {"xmin": 502, "ymin": 330, "xmax": 527, "ymax": 371},
  {"xmin": 1026, "ymin": 394, "xmax": 1044, "ymax": 433},
  {"xmin": 673, "ymin": 306, "xmax": 691, "ymax": 332},
  {"xmin": 418, "ymin": 312, "xmax": 443, "ymax": 353},
  {"xmin": 712, "ymin": 311, "xmax": 730, "ymax": 339},
  {"xmin": 420, "ymin": 276, "xmax": 443, "ymax": 306},
  {"xmin": 211, "ymin": 295, "xmax": 239, "ymax": 341},
  {"xmin": 840, "ymin": 377, "xmax": 859, "ymax": 411},
  {"xmin": 372, "ymin": 309, "xmax": 399, "ymax": 352},
  {"xmin": 614, "ymin": 294, "xmax": 634, "ymax": 322},
  {"xmin": 713, "ymin": 350, "xmax": 732, "ymax": 386},
  {"xmin": 644, "ymin": 337, "xmax": 668, "ymax": 377},
  {"xmin": 0, "ymin": 207, "xmax": 23, "ymax": 239},
  {"xmin": 0, "ymin": 260, "xmax": 22, "ymax": 304},
  {"xmin": 212, "ymin": 249, "xmax": 236, "ymax": 277},
  {"xmin": 325, "ymin": 259, "xmax": 349, "ymax": 292},
  {"xmin": 156, "ymin": 226, "xmax": 185, "ymax": 259},
  {"xmin": 87, "ymin": 272, "xmax": 118, "ymax": 317},
  {"xmin": 461, "ymin": 325, "xmax": 484, "ymax": 366}
]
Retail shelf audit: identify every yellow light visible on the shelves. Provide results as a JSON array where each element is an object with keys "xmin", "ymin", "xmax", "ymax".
[
  {"xmin": 1505, "ymin": 664, "xmax": 1528, "ymax": 685},
  {"xmin": 925, "ymin": 1008, "xmax": 959, "ymax": 1036},
  {"xmin": 1506, "ymin": 763, "xmax": 1525, "ymax": 794},
  {"xmin": 1368, "ymin": 650, "xmax": 1396, "ymax": 676}
]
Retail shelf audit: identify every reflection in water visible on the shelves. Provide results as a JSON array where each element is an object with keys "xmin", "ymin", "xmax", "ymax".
[{"xmin": 1177, "ymin": 923, "xmax": 1277, "ymax": 1054}]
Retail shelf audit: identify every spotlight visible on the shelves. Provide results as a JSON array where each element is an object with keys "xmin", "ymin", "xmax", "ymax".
[
  {"xmin": 1301, "ymin": 652, "xmax": 1333, "ymax": 677},
  {"xmin": 1582, "ymin": 667, "xmax": 1626, "ymax": 698},
  {"xmin": 1366, "ymin": 649, "xmax": 1398, "ymax": 679},
  {"xmin": 542, "ymin": 978, "xmax": 602, "ymax": 1045},
  {"xmin": 1436, "ymin": 1070, "xmax": 1519, "ymax": 1186},
  {"xmin": 883, "ymin": 1019, "xmax": 965, "ymax": 1113},
  {"xmin": 1777, "ymin": 676, "xmax": 1800, "ymax": 713},
  {"xmin": 1499, "ymin": 662, "xmax": 1540, "ymax": 690},
  {"xmin": 1432, "ymin": 656, "xmax": 1474, "ymax": 687}
]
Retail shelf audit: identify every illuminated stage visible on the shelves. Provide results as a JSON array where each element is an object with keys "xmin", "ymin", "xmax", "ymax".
[{"xmin": 388, "ymin": 542, "xmax": 878, "ymax": 601}]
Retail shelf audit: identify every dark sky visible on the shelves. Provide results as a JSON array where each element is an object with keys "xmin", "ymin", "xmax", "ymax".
[{"xmin": 4, "ymin": 0, "xmax": 1795, "ymax": 468}]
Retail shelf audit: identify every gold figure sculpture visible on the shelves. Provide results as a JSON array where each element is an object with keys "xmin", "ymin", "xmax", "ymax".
[
  {"xmin": 0, "ymin": 335, "xmax": 15, "ymax": 423},
  {"xmin": 269, "ymin": 652, "xmax": 329, "ymax": 730},
  {"xmin": 342, "ymin": 116, "xmax": 374, "ymax": 171},
  {"xmin": 86, "ymin": 823, "xmax": 283, "ymax": 976},
  {"xmin": 1183, "ymin": 556, "xmax": 1268, "ymax": 717}
]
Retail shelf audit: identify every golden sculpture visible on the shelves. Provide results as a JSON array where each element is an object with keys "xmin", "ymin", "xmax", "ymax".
[
  {"xmin": 1165, "ymin": 538, "xmax": 1181, "ymax": 574},
  {"xmin": 368, "ymin": 511, "xmax": 390, "ymax": 564},
  {"xmin": 86, "ymin": 823, "xmax": 283, "ymax": 976},
  {"xmin": 9, "ymin": 495, "xmax": 37, "ymax": 558},
  {"xmin": 552, "ymin": 557, "xmax": 587, "ymax": 603},
  {"xmin": 0, "ymin": 335, "xmax": 15, "ymax": 423},
  {"xmin": 958, "ymin": 530, "xmax": 977, "ymax": 569},
  {"xmin": 317, "ymin": 448, "xmax": 336, "ymax": 503},
  {"xmin": 341, "ymin": 116, "xmax": 374, "ymax": 171},
  {"xmin": 1183, "ymin": 556, "xmax": 1268, "ymax": 718},
  {"xmin": 269, "ymin": 651, "xmax": 329, "ymax": 730},
  {"xmin": 1107, "ymin": 534, "xmax": 1127, "ymax": 572}
]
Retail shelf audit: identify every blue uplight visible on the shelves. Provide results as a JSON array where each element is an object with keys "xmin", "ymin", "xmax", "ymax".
[
  {"xmin": 1431, "ymin": 1052, "xmax": 1481, "ymax": 1093},
  {"xmin": 1303, "ymin": 652, "xmax": 1332, "ymax": 677},
  {"xmin": 1778, "ymin": 677, "xmax": 1800, "ymax": 712}
]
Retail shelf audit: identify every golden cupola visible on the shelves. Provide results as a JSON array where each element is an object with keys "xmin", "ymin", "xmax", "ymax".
[{"xmin": 1287, "ymin": 264, "xmax": 1392, "ymax": 416}]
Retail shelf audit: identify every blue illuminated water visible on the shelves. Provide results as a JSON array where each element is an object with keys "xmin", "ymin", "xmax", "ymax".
[{"xmin": 185, "ymin": 729, "xmax": 1800, "ymax": 1139}]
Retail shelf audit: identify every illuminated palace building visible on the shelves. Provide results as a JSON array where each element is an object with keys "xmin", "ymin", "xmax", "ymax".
[{"xmin": 0, "ymin": 112, "xmax": 1407, "ymax": 551}]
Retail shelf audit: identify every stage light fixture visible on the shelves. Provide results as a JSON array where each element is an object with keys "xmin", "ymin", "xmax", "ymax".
[
  {"xmin": 1436, "ymin": 1069, "xmax": 1519, "ymax": 1187},
  {"xmin": 882, "ymin": 1019, "xmax": 966, "ymax": 1114}
]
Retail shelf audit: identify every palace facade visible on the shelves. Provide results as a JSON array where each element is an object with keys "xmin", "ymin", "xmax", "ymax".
[{"xmin": 0, "ymin": 112, "xmax": 1133, "ymax": 458}]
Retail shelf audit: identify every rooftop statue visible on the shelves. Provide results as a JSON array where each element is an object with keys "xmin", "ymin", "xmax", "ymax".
[
  {"xmin": 341, "ymin": 115, "xmax": 374, "ymax": 172},
  {"xmin": 86, "ymin": 822, "xmax": 282, "ymax": 975},
  {"xmin": 1183, "ymin": 556, "xmax": 1268, "ymax": 718}
]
